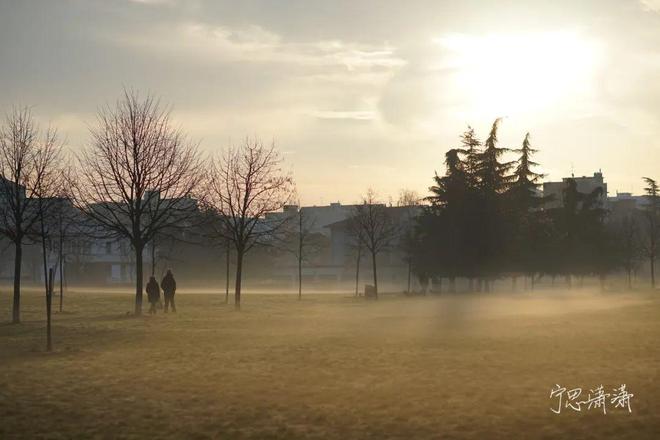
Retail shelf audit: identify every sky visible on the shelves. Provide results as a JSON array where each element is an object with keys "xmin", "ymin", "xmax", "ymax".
[{"xmin": 1, "ymin": 0, "xmax": 659, "ymax": 205}]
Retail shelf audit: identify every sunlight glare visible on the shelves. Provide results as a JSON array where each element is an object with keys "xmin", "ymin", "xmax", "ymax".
[{"xmin": 434, "ymin": 31, "xmax": 603, "ymax": 117}]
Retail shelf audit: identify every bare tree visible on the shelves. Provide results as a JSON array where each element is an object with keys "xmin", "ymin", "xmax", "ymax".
[
  {"xmin": 349, "ymin": 189, "xmax": 400, "ymax": 298},
  {"xmin": 34, "ymin": 150, "xmax": 66, "ymax": 314},
  {"xmin": 344, "ymin": 219, "xmax": 363, "ymax": 297},
  {"xmin": 71, "ymin": 90, "xmax": 204, "ymax": 315},
  {"xmin": 205, "ymin": 139, "xmax": 294, "ymax": 310},
  {"xmin": 282, "ymin": 206, "xmax": 325, "ymax": 300},
  {"xmin": 197, "ymin": 209, "xmax": 233, "ymax": 303},
  {"xmin": 398, "ymin": 189, "xmax": 421, "ymax": 207},
  {"xmin": 397, "ymin": 189, "xmax": 422, "ymax": 293},
  {"xmin": 351, "ymin": 240, "xmax": 363, "ymax": 297},
  {"xmin": 0, "ymin": 107, "xmax": 63, "ymax": 323},
  {"xmin": 51, "ymin": 194, "xmax": 79, "ymax": 312},
  {"xmin": 225, "ymin": 238, "xmax": 231, "ymax": 303}
]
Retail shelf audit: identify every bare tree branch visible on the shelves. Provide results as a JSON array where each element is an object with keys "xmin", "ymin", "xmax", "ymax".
[
  {"xmin": 0, "ymin": 107, "xmax": 65, "ymax": 323},
  {"xmin": 203, "ymin": 138, "xmax": 295, "ymax": 309},
  {"xmin": 69, "ymin": 90, "xmax": 204, "ymax": 315}
]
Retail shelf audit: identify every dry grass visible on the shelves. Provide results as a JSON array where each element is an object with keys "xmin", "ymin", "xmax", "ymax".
[{"xmin": 1, "ymin": 287, "xmax": 660, "ymax": 439}]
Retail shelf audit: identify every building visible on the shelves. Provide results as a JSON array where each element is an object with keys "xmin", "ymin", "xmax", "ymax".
[
  {"xmin": 264, "ymin": 202, "xmax": 422, "ymax": 292},
  {"xmin": 323, "ymin": 204, "xmax": 421, "ymax": 290},
  {"xmin": 0, "ymin": 179, "xmax": 200, "ymax": 286},
  {"xmin": 543, "ymin": 171, "xmax": 608, "ymax": 209},
  {"xmin": 608, "ymin": 192, "xmax": 648, "ymax": 210},
  {"xmin": 265, "ymin": 202, "xmax": 362, "ymax": 237},
  {"xmin": 0, "ymin": 176, "xmax": 49, "ymax": 284}
]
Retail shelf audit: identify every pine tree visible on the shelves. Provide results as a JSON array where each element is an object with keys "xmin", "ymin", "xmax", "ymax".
[
  {"xmin": 509, "ymin": 133, "xmax": 544, "ymax": 210},
  {"xmin": 472, "ymin": 118, "xmax": 514, "ymax": 287},
  {"xmin": 548, "ymin": 179, "xmax": 608, "ymax": 285},
  {"xmin": 428, "ymin": 149, "xmax": 469, "ymax": 209},
  {"xmin": 505, "ymin": 133, "xmax": 547, "ymax": 282},
  {"xmin": 474, "ymin": 118, "xmax": 515, "ymax": 196},
  {"xmin": 424, "ymin": 149, "xmax": 471, "ymax": 283},
  {"xmin": 458, "ymin": 126, "xmax": 481, "ymax": 188},
  {"xmin": 642, "ymin": 177, "xmax": 660, "ymax": 288}
]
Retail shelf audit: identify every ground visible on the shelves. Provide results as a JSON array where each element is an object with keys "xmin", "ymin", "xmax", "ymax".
[{"xmin": 1, "ymin": 287, "xmax": 659, "ymax": 439}]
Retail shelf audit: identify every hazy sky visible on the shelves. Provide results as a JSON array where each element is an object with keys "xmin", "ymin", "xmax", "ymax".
[{"xmin": 1, "ymin": 0, "xmax": 659, "ymax": 205}]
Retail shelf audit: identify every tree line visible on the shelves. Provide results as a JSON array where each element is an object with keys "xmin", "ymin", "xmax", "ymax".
[
  {"xmin": 0, "ymin": 90, "xmax": 295, "ymax": 323},
  {"xmin": 2, "ymin": 94, "xmax": 658, "ymax": 326},
  {"xmin": 409, "ymin": 119, "xmax": 660, "ymax": 292}
]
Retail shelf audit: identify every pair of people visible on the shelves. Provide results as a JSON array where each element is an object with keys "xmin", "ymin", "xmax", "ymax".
[{"xmin": 146, "ymin": 269, "xmax": 177, "ymax": 314}]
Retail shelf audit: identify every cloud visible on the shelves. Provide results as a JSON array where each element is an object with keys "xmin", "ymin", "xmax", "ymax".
[
  {"xmin": 2, "ymin": 0, "xmax": 660, "ymax": 202},
  {"xmin": 640, "ymin": 0, "xmax": 660, "ymax": 12},
  {"xmin": 126, "ymin": 0, "xmax": 175, "ymax": 5},
  {"xmin": 310, "ymin": 110, "xmax": 376, "ymax": 121},
  {"xmin": 104, "ymin": 22, "xmax": 406, "ymax": 72}
]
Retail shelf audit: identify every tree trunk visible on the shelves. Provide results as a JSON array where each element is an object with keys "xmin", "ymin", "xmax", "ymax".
[
  {"xmin": 12, "ymin": 242, "xmax": 22, "ymax": 324},
  {"xmin": 46, "ymin": 268, "xmax": 53, "ymax": 352},
  {"xmin": 651, "ymin": 254, "xmax": 656, "ymax": 289},
  {"xmin": 298, "ymin": 254, "xmax": 302, "ymax": 300},
  {"xmin": 59, "ymin": 233, "xmax": 64, "ymax": 312},
  {"xmin": 40, "ymin": 216, "xmax": 49, "ymax": 298},
  {"xmin": 59, "ymin": 218, "xmax": 64, "ymax": 312},
  {"xmin": 135, "ymin": 246, "xmax": 144, "ymax": 316},
  {"xmin": 225, "ymin": 243, "xmax": 230, "ymax": 304},
  {"xmin": 371, "ymin": 251, "xmax": 378, "ymax": 299},
  {"xmin": 151, "ymin": 237, "xmax": 156, "ymax": 277},
  {"xmin": 354, "ymin": 246, "xmax": 361, "ymax": 297},
  {"xmin": 406, "ymin": 260, "xmax": 411, "ymax": 293},
  {"xmin": 234, "ymin": 249, "xmax": 244, "ymax": 310}
]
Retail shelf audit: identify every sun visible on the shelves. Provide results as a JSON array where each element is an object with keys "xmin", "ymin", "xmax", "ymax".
[{"xmin": 434, "ymin": 31, "xmax": 603, "ymax": 118}]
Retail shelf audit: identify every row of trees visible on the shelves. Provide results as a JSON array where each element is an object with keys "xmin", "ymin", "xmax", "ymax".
[
  {"xmin": 3, "ymin": 96, "xmax": 656, "ymax": 323},
  {"xmin": 410, "ymin": 119, "xmax": 660, "ymax": 291},
  {"xmin": 1, "ymin": 91, "xmax": 295, "ymax": 322}
]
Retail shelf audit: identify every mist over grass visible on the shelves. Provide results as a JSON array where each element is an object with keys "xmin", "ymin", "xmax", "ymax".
[{"xmin": 1, "ymin": 289, "xmax": 659, "ymax": 439}]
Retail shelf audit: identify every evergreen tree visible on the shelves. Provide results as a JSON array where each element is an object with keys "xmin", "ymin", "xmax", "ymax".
[
  {"xmin": 509, "ymin": 133, "xmax": 544, "ymax": 210},
  {"xmin": 414, "ymin": 121, "xmax": 638, "ymax": 292},
  {"xmin": 548, "ymin": 179, "xmax": 608, "ymax": 285},
  {"xmin": 474, "ymin": 118, "xmax": 515, "ymax": 195},
  {"xmin": 428, "ymin": 149, "xmax": 469, "ymax": 209},
  {"xmin": 472, "ymin": 118, "xmax": 514, "ymax": 287},
  {"xmin": 458, "ymin": 125, "xmax": 481, "ymax": 188},
  {"xmin": 506, "ymin": 133, "xmax": 545, "ymax": 282},
  {"xmin": 615, "ymin": 213, "xmax": 643, "ymax": 289},
  {"xmin": 424, "ymin": 149, "xmax": 472, "ymax": 284},
  {"xmin": 642, "ymin": 177, "xmax": 660, "ymax": 288}
]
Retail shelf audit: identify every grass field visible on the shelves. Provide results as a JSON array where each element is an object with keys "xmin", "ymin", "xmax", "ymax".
[{"xmin": 1, "ymin": 287, "xmax": 660, "ymax": 439}]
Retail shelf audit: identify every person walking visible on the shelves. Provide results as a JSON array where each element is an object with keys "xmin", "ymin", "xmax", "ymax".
[
  {"xmin": 146, "ymin": 276, "xmax": 161, "ymax": 315},
  {"xmin": 161, "ymin": 269, "xmax": 177, "ymax": 313}
]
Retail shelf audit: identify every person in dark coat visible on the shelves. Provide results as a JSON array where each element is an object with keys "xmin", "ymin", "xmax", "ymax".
[
  {"xmin": 146, "ymin": 276, "xmax": 160, "ymax": 315},
  {"xmin": 161, "ymin": 269, "xmax": 177, "ymax": 313}
]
